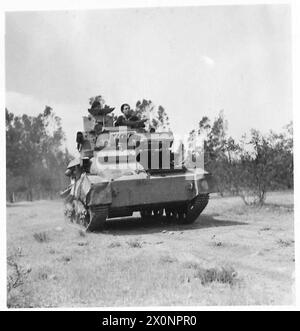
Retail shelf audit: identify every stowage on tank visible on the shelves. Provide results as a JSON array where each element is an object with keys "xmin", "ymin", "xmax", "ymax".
[{"xmin": 61, "ymin": 100, "xmax": 217, "ymax": 231}]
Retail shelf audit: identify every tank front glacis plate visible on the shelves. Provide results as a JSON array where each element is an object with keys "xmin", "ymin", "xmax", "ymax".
[
  {"xmin": 75, "ymin": 174, "xmax": 112, "ymax": 206},
  {"xmin": 109, "ymin": 170, "xmax": 216, "ymax": 208},
  {"xmin": 76, "ymin": 168, "xmax": 216, "ymax": 209}
]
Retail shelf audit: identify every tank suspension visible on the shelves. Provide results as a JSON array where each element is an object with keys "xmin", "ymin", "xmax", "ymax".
[
  {"xmin": 64, "ymin": 200, "xmax": 109, "ymax": 232},
  {"xmin": 140, "ymin": 194, "xmax": 209, "ymax": 224}
]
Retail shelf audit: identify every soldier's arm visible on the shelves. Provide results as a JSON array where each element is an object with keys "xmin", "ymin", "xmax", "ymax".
[
  {"xmin": 126, "ymin": 119, "xmax": 146, "ymax": 125},
  {"xmin": 125, "ymin": 119, "xmax": 147, "ymax": 128},
  {"xmin": 115, "ymin": 116, "xmax": 126, "ymax": 126}
]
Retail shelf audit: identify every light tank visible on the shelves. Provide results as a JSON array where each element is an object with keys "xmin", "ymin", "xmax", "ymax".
[{"xmin": 61, "ymin": 103, "xmax": 217, "ymax": 231}]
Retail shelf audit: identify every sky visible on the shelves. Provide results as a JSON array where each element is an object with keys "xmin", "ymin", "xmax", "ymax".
[{"xmin": 5, "ymin": 5, "xmax": 292, "ymax": 154}]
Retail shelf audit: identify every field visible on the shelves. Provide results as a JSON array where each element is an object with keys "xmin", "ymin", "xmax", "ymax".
[{"xmin": 6, "ymin": 191, "xmax": 294, "ymax": 308}]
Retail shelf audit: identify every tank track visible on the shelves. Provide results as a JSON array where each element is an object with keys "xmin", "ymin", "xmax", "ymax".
[
  {"xmin": 140, "ymin": 194, "xmax": 209, "ymax": 224},
  {"xmin": 180, "ymin": 193, "xmax": 209, "ymax": 224},
  {"xmin": 65, "ymin": 194, "xmax": 209, "ymax": 231},
  {"xmin": 64, "ymin": 200, "xmax": 109, "ymax": 232},
  {"xmin": 86, "ymin": 205, "xmax": 109, "ymax": 232}
]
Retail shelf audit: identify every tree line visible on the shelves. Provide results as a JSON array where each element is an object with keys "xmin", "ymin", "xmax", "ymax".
[
  {"xmin": 6, "ymin": 99, "xmax": 293, "ymax": 205},
  {"xmin": 187, "ymin": 111, "xmax": 293, "ymax": 205},
  {"xmin": 6, "ymin": 107, "xmax": 72, "ymax": 202}
]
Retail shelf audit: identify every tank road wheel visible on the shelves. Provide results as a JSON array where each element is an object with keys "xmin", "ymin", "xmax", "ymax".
[
  {"xmin": 164, "ymin": 208, "xmax": 177, "ymax": 222},
  {"xmin": 140, "ymin": 209, "xmax": 152, "ymax": 219},
  {"xmin": 165, "ymin": 208, "xmax": 178, "ymax": 222},
  {"xmin": 165, "ymin": 208, "xmax": 172, "ymax": 219},
  {"xmin": 153, "ymin": 208, "xmax": 164, "ymax": 218},
  {"xmin": 178, "ymin": 194, "xmax": 209, "ymax": 225},
  {"xmin": 177, "ymin": 209, "xmax": 187, "ymax": 221},
  {"xmin": 86, "ymin": 205, "xmax": 109, "ymax": 232}
]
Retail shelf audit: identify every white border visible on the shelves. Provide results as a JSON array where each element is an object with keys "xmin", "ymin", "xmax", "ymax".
[{"xmin": 1, "ymin": 0, "xmax": 299, "ymax": 311}]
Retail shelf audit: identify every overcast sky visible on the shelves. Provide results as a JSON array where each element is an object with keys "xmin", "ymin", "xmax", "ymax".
[{"xmin": 5, "ymin": 5, "xmax": 292, "ymax": 154}]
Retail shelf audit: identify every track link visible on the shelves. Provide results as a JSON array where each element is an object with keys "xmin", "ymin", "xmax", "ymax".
[
  {"xmin": 180, "ymin": 194, "xmax": 209, "ymax": 224},
  {"xmin": 86, "ymin": 205, "xmax": 109, "ymax": 232},
  {"xmin": 140, "ymin": 194, "xmax": 209, "ymax": 224}
]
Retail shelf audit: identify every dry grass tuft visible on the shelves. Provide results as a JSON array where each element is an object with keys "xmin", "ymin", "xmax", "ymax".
[
  {"xmin": 108, "ymin": 241, "xmax": 121, "ymax": 248},
  {"xmin": 77, "ymin": 241, "xmax": 88, "ymax": 247},
  {"xmin": 127, "ymin": 239, "xmax": 142, "ymax": 248},
  {"xmin": 276, "ymin": 239, "xmax": 294, "ymax": 247},
  {"xmin": 7, "ymin": 250, "xmax": 32, "ymax": 307},
  {"xmin": 59, "ymin": 255, "xmax": 72, "ymax": 263},
  {"xmin": 194, "ymin": 266, "xmax": 238, "ymax": 286},
  {"xmin": 38, "ymin": 271, "xmax": 48, "ymax": 281},
  {"xmin": 159, "ymin": 255, "xmax": 177, "ymax": 264},
  {"xmin": 33, "ymin": 231, "xmax": 50, "ymax": 243},
  {"xmin": 260, "ymin": 226, "xmax": 271, "ymax": 231},
  {"xmin": 184, "ymin": 262, "xmax": 238, "ymax": 286},
  {"xmin": 212, "ymin": 241, "xmax": 223, "ymax": 247}
]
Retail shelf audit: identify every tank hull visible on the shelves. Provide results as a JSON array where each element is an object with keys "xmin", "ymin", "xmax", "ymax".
[
  {"xmin": 109, "ymin": 170, "xmax": 215, "ymax": 211},
  {"xmin": 63, "ymin": 168, "xmax": 216, "ymax": 231}
]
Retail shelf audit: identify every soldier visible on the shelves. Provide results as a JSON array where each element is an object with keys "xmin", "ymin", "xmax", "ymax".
[
  {"xmin": 90, "ymin": 95, "xmax": 105, "ymax": 110},
  {"xmin": 115, "ymin": 104, "xmax": 146, "ymax": 129},
  {"xmin": 64, "ymin": 158, "xmax": 82, "ymax": 181}
]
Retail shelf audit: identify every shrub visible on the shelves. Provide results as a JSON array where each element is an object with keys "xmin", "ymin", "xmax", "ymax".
[
  {"xmin": 194, "ymin": 266, "xmax": 238, "ymax": 286},
  {"xmin": 184, "ymin": 262, "xmax": 238, "ymax": 286},
  {"xmin": 7, "ymin": 251, "xmax": 32, "ymax": 307}
]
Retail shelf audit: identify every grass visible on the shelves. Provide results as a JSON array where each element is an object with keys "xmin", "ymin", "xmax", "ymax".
[
  {"xmin": 212, "ymin": 241, "xmax": 223, "ymax": 247},
  {"xmin": 77, "ymin": 241, "xmax": 88, "ymax": 247},
  {"xmin": 276, "ymin": 239, "xmax": 294, "ymax": 248},
  {"xmin": 182, "ymin": 261, "xmax": 238, "ymax": 286},
  {"xmin": 33, "ymin": 231, "xmax": 50, "ymax": 243},
  {"xmin": 192, "ymin": 265, "xmax": 238, "ymax": 286},
  {"xmin": 6, "ymin": 191, "xmax": 295, "ymax": 307},
  {"xmin": 159, "ymin": 255, "xmax": 178, "ymax": 264},
  {"xmin": 108, "ymin": 241, "xmax": 121, "ymax": 248},
  {"xmin": 260, "ymin": 226, "xmax": 271, "ymax": 232},
  {"xmin": 126, "ymin": 239, "xmax": 143, "ymax": 248},
  {"xmin": 7, "ymin": 250, "xmax": 32, "ymax": 308},
  {"xmin": 78, "ymin": 229, "xmax": 86, "ymax": 237},
  {"xmin": 59, "ymin": 256, "xmax": 72, "ymax": 263}
]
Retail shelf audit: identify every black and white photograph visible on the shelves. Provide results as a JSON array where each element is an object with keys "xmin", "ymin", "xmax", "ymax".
[{"xmin": 2, "ymin": 1, "xmax": 297, "ymax": 310}]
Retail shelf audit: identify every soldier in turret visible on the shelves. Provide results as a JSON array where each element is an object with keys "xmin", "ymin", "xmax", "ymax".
[{"xmin": 115, "ymin": 103, "xmax": 147, "ymax": 129}]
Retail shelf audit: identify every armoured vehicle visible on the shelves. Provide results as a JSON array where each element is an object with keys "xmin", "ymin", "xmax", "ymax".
[{"xmin": 61, "ymin": 104, "xmax": 216, "ymax": 231}]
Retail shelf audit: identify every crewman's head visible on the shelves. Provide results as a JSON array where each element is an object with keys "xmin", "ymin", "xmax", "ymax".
[{"xmin": 121, "ymin": 103, "xmax": 131, "ymax": 117}]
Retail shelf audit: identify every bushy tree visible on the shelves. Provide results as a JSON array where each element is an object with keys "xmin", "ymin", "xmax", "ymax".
[
  {"xmin": 234, "ymin": 126, "xmax": 293, "ymax": 205},
  {"xmin": 187, "ymin": 111, "xmax": 293, "ymax": 205},
  {"xmin": 6, "ymin": 107, "xmax": 71, "ymax": 201},
  {"xmin": 188, "ymin": 111, "xmax": 231, "ymax": 195},
  {"xmin": 135, "ymin": 99, "xmax": 170, "ymax": 131}
]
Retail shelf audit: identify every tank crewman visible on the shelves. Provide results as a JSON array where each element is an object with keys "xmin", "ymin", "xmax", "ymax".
[
  {"xmin": 115, "ymin": 103, "xmax": 147, "ymax": 129},
  {"xmin": 65, "ymin": 158, "xmax": 82, "ymax": 181},
  {"xmin": 91, "ymin": 99, "xmax": 101, "ymax": 109}
]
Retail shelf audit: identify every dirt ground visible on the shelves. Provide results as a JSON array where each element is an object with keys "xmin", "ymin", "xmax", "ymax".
[{"xmin": 6, "ymin": 191, "xmax": 294, "ymax": 307}]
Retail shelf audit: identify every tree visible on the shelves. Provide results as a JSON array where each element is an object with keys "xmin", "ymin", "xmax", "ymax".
[
  {"xmin": 237, "ymin": 130, "xmax": 274, "ymax": 205},
  {"xmin": 135, "ymin": 99, "xmax": 170, "ymax": 131},
  {"xmin": 187, "ymin": 111, "xmax": 230, "ymax": 195},
  {"xmin": 6, "ymin": 107, "xmax": 71, "ymax": 201},
  {"xmin": 186, "ymin": 111, "xmax": 293, "ymax": 204},
  {"xmin": 233, "ymin": 124, "xmax": 293, "ymax": 205}
]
